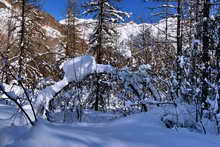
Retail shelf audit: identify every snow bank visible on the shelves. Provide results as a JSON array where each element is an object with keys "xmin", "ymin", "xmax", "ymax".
[
  {"xmin": 1, "ymin": 110, "xmax": 220, "ymax": 147},
  {"xmin": 36, "ymin": 56, "xmax": 114, "ymax": 115},
  {"xmin": 61, "ymin": 56, "xmax": 114, "ymax": 82},
  {"xmin": 0, "ymin": 104, "xmax": 30, "ymax": 129},
  {"xmin": 35, "ymin": 79, "xmax": 69, "ymax": 115}
]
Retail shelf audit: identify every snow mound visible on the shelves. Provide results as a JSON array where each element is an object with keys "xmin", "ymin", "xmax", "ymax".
[
  {"xmin": 36, "ymin": 56, "xmax": 114, "ymax": 115},
  {"xmin": 62, "ymin": 56, "xmax": 96, "ymax": 82},
  {"xmin": 61, "ymin": 56, "xmax": 114, "ymax": 82}
]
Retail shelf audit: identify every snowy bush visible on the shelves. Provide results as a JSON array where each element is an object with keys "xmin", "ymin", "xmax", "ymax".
[{"xmin": 40, "ymin": 56, "xmax": 171, "ymax": 123}]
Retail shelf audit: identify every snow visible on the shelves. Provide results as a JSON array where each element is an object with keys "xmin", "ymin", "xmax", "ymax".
[
  {"xmin": 61, "ymin": 56, "xmax": 114, "ymax": 82},
  {"xmin": 36, "ymin": 56, "xmax": 114, "ymax": 115},
  {"xmin": 62, "ymin": 56, "xmax": 96, "ymax": 82},
  {"xmin": 117, "ymin": 21, "xmax": 142, "ymax": 43},
  {"xmin": 1, "ymin": 108, "xmax": 220, "ymax": 147},
  {"xmin": 60, "ymin": 18, "xmax": 96, "ymax": 41},
  {"xmin": 42, "ymin": 25, "xmax": 62, "ymax": 39},
  {"xmin": 192, "ymin": 39, "xmax": 201, "ymax": 47},
  {"xmin": 62, "ymin": 56, "xmax": 114, "ymax": 81},
  {"xmin": 60, "ymin": 18, "xmax": 96, "ymax": 26},
  {"xmin": 35, "ymin": 79, "xmax": 69, "ymax": 114},
  {"xmin": 0, "ymin": 83, "xmax": 24, "ymax": 99},
  {"xmin": 154, "ymin": 18, "xmax": 177, "ymax": 40},
  {"xmin": 0, "ymin": 8, "xmax": 12, "ymax": 34},
  {"xmin": 60, "ymin": 17, "xmax": 177, "ymax": 58},
  {"xmin": 96, "ymin": 64, "xmax": 115, "ymax": 73},
  {"xmin": 139, "ymin": 64, "xmax": 152, "ymax": 71},
  {"xmin": 0, "ymin": 104, "xmax": 28, "ymax": 128},
  {"xmin": 0, "ymin": 3, "xmax": 22, "ymax": 37},
  {"xmin": 0, "ymin": 0, "xmax": 12, "ymax": 9}
]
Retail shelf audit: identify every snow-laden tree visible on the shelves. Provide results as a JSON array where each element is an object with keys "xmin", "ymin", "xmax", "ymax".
[
  {"xmin": 83, "ymin": 0, "xmax": 130, "ymax": 64},
  {"xmin": 83, "ymin": 0, "xmax": 130, "ymax": 111}
]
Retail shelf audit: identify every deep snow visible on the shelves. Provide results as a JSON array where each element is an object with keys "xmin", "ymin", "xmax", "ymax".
[{"xmin": 0, "ymin": 104, "xmax": 220, "ymax": 147}]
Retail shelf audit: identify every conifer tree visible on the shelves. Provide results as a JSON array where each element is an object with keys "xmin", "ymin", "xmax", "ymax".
[
  {"xmin": 83, "ymin": 0, "xmax": 130, "ymax": 64},
  {"xmin": 83, "ymin": 0, "xmax": 129, "ymax": 111}
]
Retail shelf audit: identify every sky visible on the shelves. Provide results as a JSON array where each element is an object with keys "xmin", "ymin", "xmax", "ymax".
[{"xmin": 41, "ymin": 0, "xmax": 176, "ymax": 23}]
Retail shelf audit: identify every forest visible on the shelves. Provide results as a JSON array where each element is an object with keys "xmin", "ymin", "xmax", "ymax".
[{"xmin": 0, "ymin": 0, "xmax": 220, "ymax": 146}]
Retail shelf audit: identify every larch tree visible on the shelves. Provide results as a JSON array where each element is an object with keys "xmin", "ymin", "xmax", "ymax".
[
  {"xmin": 63, "ymin": 0, "xmax": 82, "ymax": 58},
  {"xmin": 146, "ymin": 0, "xmax": 183, "ymax": 94},
  {"xmin": 0, "ymin": 0, "xmax": 43, "ymax": 125},
  {"xmin": 13, "ymin": 0, "xmax": 46, "ymax": 86}
]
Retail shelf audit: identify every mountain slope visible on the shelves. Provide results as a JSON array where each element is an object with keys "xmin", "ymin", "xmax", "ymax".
[
  {"xmin": 0, "ymin": 0, "xmax": 66, "ymax": 79},
  {"xmin": 60, "ymin": 17, "xmax": 177, "ymax": 58}
]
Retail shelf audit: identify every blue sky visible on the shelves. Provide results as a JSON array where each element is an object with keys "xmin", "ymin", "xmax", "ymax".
[{"xmin": 41, "ymin": 0, "xmax": 176, "ymax": 23}]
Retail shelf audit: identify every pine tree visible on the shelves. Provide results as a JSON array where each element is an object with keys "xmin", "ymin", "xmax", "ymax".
[
  {"xmin": 83, "ymin": 0, "xmax": 130, "ymax": 64},
  {"xmin": 83, "ymin": 0, "xmax": 129, "ymax": 111}
]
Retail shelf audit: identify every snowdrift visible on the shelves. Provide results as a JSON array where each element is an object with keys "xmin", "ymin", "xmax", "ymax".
[{"xmin": 1, "ymin": 108, "xmax": 220, "ymax": 147}]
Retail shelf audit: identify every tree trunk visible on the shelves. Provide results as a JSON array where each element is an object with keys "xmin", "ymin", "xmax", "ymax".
[
  {"xmin": 201, "ymin": 0, "xmax": 210, "ymax": 111},
  {"xmin": 176, "ymin": 0, "xmax": 182, "ymax": 97}
]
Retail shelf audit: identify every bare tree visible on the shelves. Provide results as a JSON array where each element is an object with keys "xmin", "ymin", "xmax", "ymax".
[{"xmin": 63, "ymin": 0, "xmax": 83, "ymax": 58}]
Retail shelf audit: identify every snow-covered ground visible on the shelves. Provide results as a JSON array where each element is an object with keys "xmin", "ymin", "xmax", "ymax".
[
  {"xmin": 0, "ymin": 55, "xmax": 220, "ymax": 147},
  {"xmin": 0, "ymin": 103, "xmax": 220, "ymax": 147}
]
